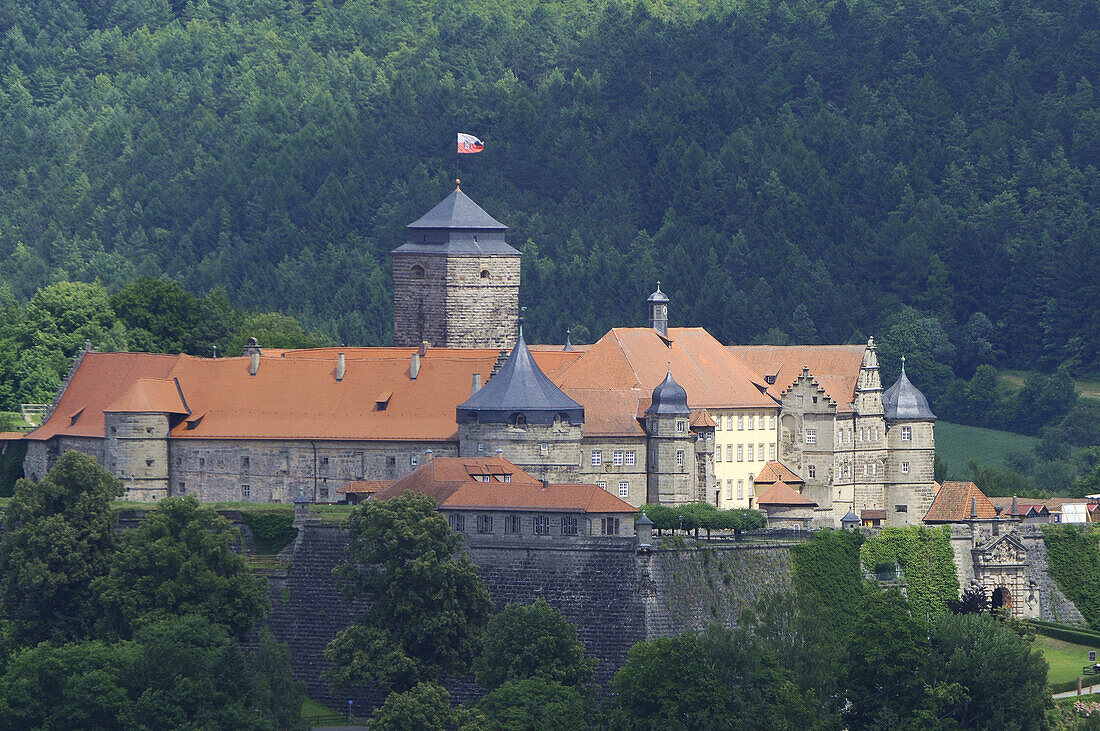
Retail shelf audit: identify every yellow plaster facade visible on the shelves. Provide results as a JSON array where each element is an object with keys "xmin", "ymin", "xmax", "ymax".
[{"xmin": 711, "ymin": 407, "xmax": 780, "ymax": 509}]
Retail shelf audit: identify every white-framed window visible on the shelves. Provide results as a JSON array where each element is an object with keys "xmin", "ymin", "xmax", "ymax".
[
  {"xmin": 872, "ymin": 463, "xmax": 877, "ymax": 475},
  {"xmin": 534, "ymin": 515, "xmax": 550, "ymax": 535},
  {"xmin": 716, "ymin": 446, "xmax": 722, "ymax": 462},
  {"xmin": 758, "ymin": 415, "xmax": 765, "ymax": 429},
  {"xmin": 477, "ymin": 442, "xmax": 484, "ymax": 454},
  {"xmin": 902, "ymin": 461, "xmax": 910, "ymax": 474},
  {"xmin": 676, "ymin": 420, "xmax": 686, "ymax": 432},
  {"xmin": 716, "ymin": 415, "xmax": 723, "ymax": 431},
  {"xmin": 505, "ymin": 515, "xmax": 521, "ymax": 534},
  {"xmin": 747, "ymin": 415, "xmax": 754, "ymax": 431},
  {"xmin": 808, "ymin": 464, "xmax": 816, "ymax": 479},
  {"xmin": 411, "ymin": 455, "xmax": 419, "ymax": 468},
  {"xmin": 737, "ymin": 480, "xmax": 744, "ymax": 499},
  {"xmin": 902, "ymin": 426, "xmax": 912, "ymax": 441},
  {"xmin": 676, "ymin": 450, "xmax": 685, "ymax": 467},
  {"xmin": 758, "ymin": 443, "xmax": 764, "ymax": 461},
  {"xmin": 747, "ymin": 444, "xmax": 754, "ymax": 461},
  {"xmin": 618, "ymin": 481, "xmax": 629, "ymax": 497},
  {"xmin": 591, "ymin": 450, "xmax": 602, "ymax": 466},
  {"xmin": 597, "ymin": 481, "xmax": 606, "ymax": 490},
  {"xmin": 540, "ymin": 442, "xmax": 549, "ymax": 456},
  {"xmin": 450, "ymin": 514, "xmax": 465, "ymax": 532},
  {"xmin": 601, "ymin": 517, "xmax": 620, "ymax": 535},
  {"xmin": 561, "ymin": 516, "xmax": 578, "ymax": 536},
  {"xmin": 625, "ymin": 451, "xmax": 636, "ymax": 466},
  {"xmin": 613, "ymin": 450, "xmax": 624, "ymax": 465},
  {"xmin": 736, "ymin": 445, "xmax": 743, "ymax": 462},
  {"xmin": 477, "ymin": 515, "xmax": 493, "ymax": 534},
  {"xmin": 768, "ymin": 444, "xmax": 775, "ymax": 460},
  {"xmin": 805, "ymin": 429, "xmax": 816, "ymax": 445},
  {"xmin": 723, "ymin": 480, "xmax": 731, "ymax": 500},
  {"xmin": 863, "ymin": 464, "xmax": 868, "ymax": 476},
  {"xmin": 241, "ymin": 484, "xmax": 250, "ymax": 498},
  {"xmin": 769, "ymin": 414, "xmax": 776, "ymax": 429},
  {"xmin": 857, "ymin": 428, "xmax": 862, "ymax": 442},
  {"xmin": 728, "ymin": 445, "xmax": 734, "ymax": 461},
  {"xmin": 846, "ymin": 463, "xmax": 852, "ymax": 477},
  {"xmin": 737, "ymin": 415, "xmax": 744, "ymax": 430},
  {"xmin": 478, "ymin": 475, "xmax": 491, "ymax": 482}
]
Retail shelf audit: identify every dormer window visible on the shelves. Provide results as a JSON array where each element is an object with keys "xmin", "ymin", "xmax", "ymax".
[{"xmin": 411, "ymin": 264, "xmax": 425, "ymax": 279}]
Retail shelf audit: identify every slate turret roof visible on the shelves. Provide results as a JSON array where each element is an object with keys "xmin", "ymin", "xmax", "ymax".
[
  {"xmin": 407, "ymin": 187, "xmax": 507, "ymax": 230},
  {"xmin": 882, "ymin": 359, "xmax": 936, "ymax": 420},
  {"xmin": 457, "ymin": 331, "xmax": 584, "ymax": 425},
  {"xmin": 393, "ymin": 184, "xmax": 519, "ymax": 257}
]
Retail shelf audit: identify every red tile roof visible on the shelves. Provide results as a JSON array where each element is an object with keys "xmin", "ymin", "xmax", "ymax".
[
  {"xmin": 861, "ymin": 509, "xmax": 887, "ymax": 521},
  {"xmin": 338, "ymin": 480, "xmax": 392, "ymax": 494},
  {"xmin": 727, "ymin": 345, "xmax": 866, "ymax": 413},
  {"xmin": 0, "ymin": 432, "xmax": 25, "ymax": 441},
  {"xmin": 753, "ymin": 461, "xmax": 804, "ymax": 485},
  {"xmin": 924, "ymin": 481, "xmax": 998, "ymax": 522},
  {"xmin": 756, "ymin": 481, "xmax": 816, "ymax": 506},
  {"xmin": 374, "ymin": 457, "xmax": 637, "ymax": 513},
  {"xmin": 690, "ymin": 409, "xmax": 717, "ymax": 428},
  {"xmin": 105, "ymin": 378, "xmax": 188, "ymax": 414}
]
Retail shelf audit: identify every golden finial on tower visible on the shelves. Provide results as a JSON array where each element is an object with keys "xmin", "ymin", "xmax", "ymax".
[{"xmin": 455, "ymin": 178, "xmax": 461, "ymax": 191}]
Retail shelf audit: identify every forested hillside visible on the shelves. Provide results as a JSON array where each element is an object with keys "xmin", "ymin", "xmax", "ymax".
[{"xmin": 1, "ymin": 0, "xmax": 1098, "ymax": 368}]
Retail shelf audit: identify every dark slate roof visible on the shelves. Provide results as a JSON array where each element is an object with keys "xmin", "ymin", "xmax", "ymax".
[
  {"xmin": 645, "ymin": 369, "xmax": 691, "ymax": 416},
  {"xmin": 457, "ymin": 332, "xmax": 584, "ymax": 425},
  {"xmin": 882, "ymin": 364, "xmax": 936, "ymax": 420},
  {"xmin": 841, "ymin": 509, "xmax": 860, "ymax": 524},
  {"xmin": 408, "ymin": 188, "xmax": 507, "ymax": 230},
  {"xmin": 647, "ymin": 283, "xmax": 670, "ymax": 303},
  {"xmin": 393, "ymin": 188, "xmax": 519, "ymax": 257}
]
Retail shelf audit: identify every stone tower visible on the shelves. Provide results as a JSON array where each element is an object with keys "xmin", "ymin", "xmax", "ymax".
[
  {"xmin": 644, "ymin": 369, "xmax": 696, "ymax": 505},
  {"xmin": 456, "ymin": 330, "xmax": 584, "ymax": 482},
  {"xmin": 391, "ymin": 181, "xmax": 520, "ymax": 348},
  {"xmin": 850, "ymin": 337, "xmax": 888, "ymax": 518},
  {"xmin": 883, "ymin": 357, "xmax": 937, "ymax": 525}
]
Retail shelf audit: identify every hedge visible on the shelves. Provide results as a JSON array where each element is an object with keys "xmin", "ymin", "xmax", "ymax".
[
  {"xmin": 1029, "ymin": 619, "xmax": 1100, "ymax": 647},
  {"xmin": 240, "ymin": 511, "xmax": 298, "ymax": 555},
  {"xmin": 1041, "ymin": 524, "xmax": 1100, "ymax": 631},
  {"xmin": 860, "ymin": 526, "xmax": 959, "ymax": 620}
]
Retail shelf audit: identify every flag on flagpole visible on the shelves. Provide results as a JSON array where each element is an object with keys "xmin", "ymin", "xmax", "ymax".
[{"xmin": 457, "ymin": 133, "xmax": 485, "ymax": 154}]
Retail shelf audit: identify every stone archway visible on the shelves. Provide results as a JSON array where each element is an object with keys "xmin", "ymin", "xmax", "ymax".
[{"xmin": 991, "ymin": 586, "xmax": 1012, "ymax": 611}]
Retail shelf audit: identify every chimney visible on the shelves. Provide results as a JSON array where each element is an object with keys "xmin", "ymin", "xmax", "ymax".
[
  {"xmin": 336, "ymin": 352, "xmax": 346, "ymax": 382},
  {"xmin": 471, "ymin": 373, "xmax": 482, "ymax": 397},
  {"xmin": 249, "ymin": 352, "xmax": 260, "ymax": 376},
  {"xmin": 971, "ymin": 497, "xmax": 977, "ymax": 519},
  {"xmin": 1011, "ymin": 495, "xmax": 1019, "ymax": 517},
  {"xmin": 426, "ymin": 449, "xmax": 433, "ymax": 462},
  {"xmin": 410, "ymin": 352, "xmax": 420, "ymax": 380},
  {"xmin": 419, "ymin": 341, "xmax": 429, "ymax": 357},
  {"xmin": 496, "ymin": 449, "xmax": 504, "ymax": 458}
]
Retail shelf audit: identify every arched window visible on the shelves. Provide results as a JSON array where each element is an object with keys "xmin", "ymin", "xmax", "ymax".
[
  {"xmin": 512, "ymin": 413, "xmax": 526, "ymax": 428},
  {"xmin": 411, "ymin": 264, "xmax": 425, "ymax": 280},
  {"xmin": 480, "ymin": 269, "xmax": 490, "ymax": 279}
]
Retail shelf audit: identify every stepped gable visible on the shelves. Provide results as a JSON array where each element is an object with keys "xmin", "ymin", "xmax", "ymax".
[
  {"xmin": 727, "ymin": 344, "xmax": 865, "ymax": 412},
  {"xmin": 27, "ymin": 352, "xmax": 181, "ymax": 441},
  {"xmin": 756, "ymin": 481, "xmax": 817, "ymax": 506},
  {"xmin": 392, "ymin": 187, "xmax": 518, "ymax": 257},
  {"xmin": 924, "ymin": 481, "xmax": 997, "ymax": 522},
  {"xmin": 882, "ymin": 360, "xmax": 937, "ymax": 420},
  {"xmin": 457, "ymin": 331, "xmax": 584, "ymax": 425}
]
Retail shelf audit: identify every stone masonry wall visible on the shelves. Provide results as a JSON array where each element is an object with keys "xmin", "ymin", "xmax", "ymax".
[
  {"xmin": 444, "ymin": 257, "xmax": 519, "ymax": 349},
  {"xmin": 1023, "ymin": 526, "xmax": 1088, "ymax": 626},
  {"xmin": 392, "ymin": 254, "xmax": 448, "ymax": 347}
]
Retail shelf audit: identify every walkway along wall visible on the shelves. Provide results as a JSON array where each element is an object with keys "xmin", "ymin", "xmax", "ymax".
[{"xmin": 263, "ymin": 523, "xmax": 794, "ymax": 710}]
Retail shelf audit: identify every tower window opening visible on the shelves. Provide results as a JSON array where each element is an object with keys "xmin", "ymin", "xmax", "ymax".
[
  {"xmin": 411, "ymin": 264, "xmax": 425, "ymax": 279},
  {"xmin": 480, "ymin": 269, "xmax": 490, "ymax": 279}
]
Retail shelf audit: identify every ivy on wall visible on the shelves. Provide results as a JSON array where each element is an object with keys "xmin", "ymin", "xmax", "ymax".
[
  {"xmin": 860, "ymin": 527, "xmax": 958, "ymax": 621},
  {"xmin": 791, "ymin": 530, "xmax": 864, "ymax": 628},
  {"xmin": 240, "ymin": 511, "xmax": 298, "ymax": 555},
  {"xmin": 1042, "ymin": 524, "xmax": 1100, "ymax": 631}
]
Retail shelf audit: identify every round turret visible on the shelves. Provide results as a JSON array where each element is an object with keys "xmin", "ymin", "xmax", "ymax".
[{"xmin": 882, "ymin": 358, "xmax": 936, "ymax": 421}]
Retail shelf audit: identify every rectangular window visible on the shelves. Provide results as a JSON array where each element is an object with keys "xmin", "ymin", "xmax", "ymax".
[
  {"xmin": 540, "ymin": 442, "xmax": 549, "ymax": 456},
  {"xmin": 505, "ymin": 515, "xmax": 521, "ymax": 534},
  {"xmin": 747, "ymin": 444, "xmax": 754, "ymax": 461},
  {"xmin": 319, "ymin": 457, "xmax": 328, "ymax": 475},
  {"xmin": 478, "ymin": 475, "xmax": 491, "ymax": 482},
  {"xmin": 477, "ymin": 442, "xmax": 484, "ymax": 454},
  {"xmin": 618, "ymin": 481, "xmax": 629, "ymax": 498},
  {"xmin": 737, "ymin": 480, "xmax": 744, "ymax": 499},
  {"xmin": 625, "ymin": 451, "xmax": 636, "ymax": 466},
  {"xmin": 410, "ymin": 455, "xmax": 419, "ymax": 468},
  {"xmin": 872, "ymin": 463, "xmax": 877, "ymax": 475},
  {"xmin": 477, "ymin": 515, "xmax": 493, "ymax": 534},
  {"xmin": 770, "ymin": 415, "xmax": 776, "ymax": 429},
  {"xmin": 591, "ymin": 450, "xmax": 602, "ymax": 466},
  {"xmin": 601, "ymin": 517, "xmax": 620, "ymax": 535},
  {"xmin": 650, "ymin": 450, "xmax": 658, "ymax": 468},
  {"xmin": 716, "ymin": 446, "xmax": 723, "ymax": 462},
  {"xmin": 561, "ymin": 516, "xmax": 578, "ymax": 536},
  {"xmin": 846, "ymin": 463, "xmax": 852, "ymax": 477},
  {"xmin": 747, "ymin": 415, "xmax": 754, "ymax": 431},
  {"xmin": 758, "ymin": 443, "xmax": 764, "ymax": 461},
  {"xmin": 676, "ymin": 450, "xmax": 685, "ymax": 467},
  {"xmin": 597, "ymin": 481, "xmax": 606, "ymax": 491},
  {"xmin": 725, "ymin": 480, "xmax": 732, "ymax": 500},
  {"xmin": 737, "ymin": 415, "xmax": 743, "ymax": 430},
  {"xmin": 613, "ymin": 450, "xmax": 624, "ymax": 465},
  {"xmin": 241, "ymin": 484, "xmax": 250, "ymax": 498},
  {"xmin": 676, "ymin": 420, "xmax": 686, "ymax": 432},
  {"xmin": 716, "ymin": 415, "xmax": 723, "ymax": 431},
  {"xmin": 768, "ymin": 444, "xmax": 775, "ymax": 460},
  {"xmin": 178, "ymin": 482, "xmax": 186, "ymax": 494},
  {"xmin": 734, "ymin": 445, "xmax": 741, "ymax": 462},
  {"xmin": 805, "ymin": 429, "xmax": 816, "ymax": 445},
  {"xmin": 199, "ymin": 457, "xmax": 205, "ymax": 468},
  {"xmin": 808, "ymin": 464, "xmax": 816, "ymax": 479},
  {"xmin": 902, "ymin": 426, "xmax": 912, "ymax": 441},
  {"xmin": 534, "ymin": 515, "xmax": 550, "ymax": 535},
  {"xmin": 863, "ymin": 464, "xmax": 868, "ymax": 476},
  {"xmin": 896, "ymin": 505, "xmax": 908, "ymax": 513},
  {"xmin": 319, "ymin": 486, "xmax": 329, "ymax": 499},
  {"xmin": 902, "ymin": 461, "xmax": 910, "ymax": 474},
  {"xmin": 450, "ymin": 514, "xmax": 465, "ymax": 532},
  {"xmin": 237, "ymin": 456, "xmax": 249, "ymax": 472}
]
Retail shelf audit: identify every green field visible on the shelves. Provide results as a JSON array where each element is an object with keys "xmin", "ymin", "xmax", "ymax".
[
  {"xmin": 935, "ymin": 421, "xmax": 1039, "ymax": 479},
  {"xmin": 1001, "ymin": 369, "xmax": 1100, "ymax": 401},
  {"xmin": 1036, "ymin": 636, "xmax": 1100, "ymax": 686}
]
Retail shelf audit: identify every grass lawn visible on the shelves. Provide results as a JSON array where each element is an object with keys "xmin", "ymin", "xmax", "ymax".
[
  {"xmin": 1001, "ymin": 369, "xmax": 1100, "ymax": 401},
  {"xmin": 1035, "ymin": 635, "xmax": 1100, "ymax": 686},
  {"xmin": 935, "ymin": 421, "xmax": 1039, "ymax": 478},
  {"xmin": 301, "ymin": 697, "xmax": 357, "ymax": 726}
]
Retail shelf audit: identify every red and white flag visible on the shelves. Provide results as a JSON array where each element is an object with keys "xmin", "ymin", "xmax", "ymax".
[{"xmin": 457, "ymin": 133, "xmax": 485, "ymax": 154}]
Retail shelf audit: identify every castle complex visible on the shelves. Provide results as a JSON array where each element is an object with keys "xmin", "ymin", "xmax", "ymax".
[{"xmin": 22, "ymin": 184, "xmax": 937, "ymax": 527}]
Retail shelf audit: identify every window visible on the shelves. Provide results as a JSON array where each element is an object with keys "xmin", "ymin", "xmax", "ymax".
[
  {"xmin": 450, "ymin": 514, "xmax": 465, "ymax": 532},
  {"xmin": 319, "ymin": 457, "xmax": 329, "ymax": 475},
  {"xmin": 734, "ymin": 445, "xmax": 741, "ymax": 462},
  {"xmin": 846, "ymin": 463, "xmax": 852, "ymax": 477},
  {"xmin": 613, "ymin": 450, "xmax": 624, "ymax": 465},
  {"xmin": 716, "ymin": 446, "xmax": 722, "ymax": 462},
  {"xmin": 902, "ymin": 426, "xmax": 912, "ymax": 441},
  {"xmin": 737, "ymin": 480, "xmax": 744, "ymax": 499},
  {"xmin": 561, "ymin": 516, "xmax": 578, "ymax": 536},
  {"xmin": 808, "ymin": 464, "xmax": 816, "ymax": 479},
  {"xmin": 805, "ymin": 429, "xmax": 816, "ymax": 445},
  {"xmin": 241, "ymin": 484, "xmax": 250, "ymax": 498},
  {"xmin": 725, "ymin": 480, "xmax": 732, "ymax": 500},
  {"xmin": 178, "ymin": 482, "xmax": 186, "ymax": 494},
  {"xmin": 534, "ymin": 515, "xmax": 550, "ymax": 535},
  {"xmin": 591, "ymin": 450, "xmax": 602, "ymax": 466},
  {"xmin": 769, "ymin": 415, "xmax": 776, "ymax": 429},
  {"xmin": 480, "ymin": 269, "xmax": 490, "ymax": 278},
  {"xmin": 747, "ymin": 444, "xmax": 754, "ymax": 461},
  {"xmin": 896, "ymin": 505, "xmax": 908, "ymax": 513},
  {"xmin": 650, "ymin": 450, "xmax": 658, "ymax": 468},
  {"xmin": 769, "ymin": 444, "xmax": 775, "ymax": 460},
  {"xmin": 505, "ymin": 515, "xmax": 521, "ymax": 534},
  {"xmin": 477, "ymin": 442, "xmax": 484, "ymax": 454},
  {"xmin": 758, "ymin": 443, "xmax": 764, "ymax": 461},
  {"xmin": 411, "ymin": 455, "xmax": 419, "ymax": 468},
  {"xmin": 618, "ymin": 481, "xmax": 629, "ymax": 497},
  {"xmin": 747, "ymin": 415, "xmax": 754, "ymax": 431},
  {"xmin": 676, "ymin": 450, "xmax": 684, "ymax": 467},
  {"xmin": 625, "ymin": 451, "xmax": 636, "ymax": 466},
  {"xmin": 540, "ymin": 442, "xmax": 549, "ymax": 457},
  {"xmin": 737, "ymin": 415, "xmax": 743, "ymax": 430},
  {"xmin": 478, "ymin": 475, "xmax": 491, "ymax": 482},
  {"xmin": 496, "ymin": 474, "xmax": 511, "ymax": 483},
  {"xmin": 601, "ymin": 517, "xmax": 620, "ymax": 535},
  {"xmin": 199, "ymin": 457, "xmax": 205, "ymax": 468},
  {"xmin": 857, "ymin": 428, "xmax": 862, "ymax": 442},
  {"xmin": 411, "ymin": 264, "xmax": 425, "ymax": 279},
  {"xmin": 716, "ymin": 416, "xmax": 723, "ymax": 431},
  {"xmin": 477, "ymin": 515, "xmax": 493, "ymax": 533},
  {"xmin": 748, "ymin": 473, "xmax": 754, "ymax": 485},
  {"xmin": 175, "ymin": 457, "xmax": 181, "ymax": 466},
  {"xmin": 872, "ymin": 463, "xmax": 877, "ymax": 475},
  {"xmin": 902, "ymin": 461, "xmax": 910, "ymax": 474},
  {"xmin": 812, "ymin": 396, "xmax": 818, "ymax": 404},
  {"xmin": 597, "ymin": 481, "xmax": 606, "ymax": 491},
  {"xmin": 319, "ymin": 486, "xmax": 329, "ymax": 499},
  {"xmin": 863, "ymin": 464, "xmax": 868, "ymax": 476},
  {"xmin": 676, "ymin": 420, "xmax": 686, "ymax": 432}
]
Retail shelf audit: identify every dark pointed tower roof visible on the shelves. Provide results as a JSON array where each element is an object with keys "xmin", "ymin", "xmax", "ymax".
[
  {"xmin": 393, "ymin": 181, "xmax": 519, "ymax": 257},
  {"xmin": 645, "ymin": 368, "xmax": 690, "ymax": 416},
  {"xmin": 883, "ymin": 357, "xmax": 936, "ymax": 420},
  {"xmin": 457, "ymin": 331, "xmax": 584, "ymax": 424}
]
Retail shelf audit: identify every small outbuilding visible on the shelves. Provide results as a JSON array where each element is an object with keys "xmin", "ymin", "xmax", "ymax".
[{"xmin": 756, "ymin": 481, "xmax": 817, "ymax": 529}]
